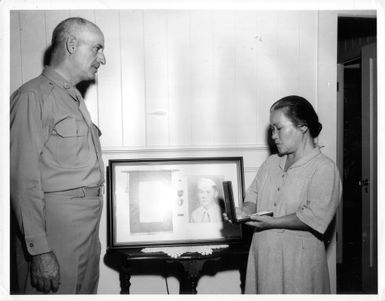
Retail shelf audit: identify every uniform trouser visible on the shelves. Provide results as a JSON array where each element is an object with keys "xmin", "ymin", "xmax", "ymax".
[{"xmin": 14, "ymin": 189, "xmax": 103, "ymax": 294}]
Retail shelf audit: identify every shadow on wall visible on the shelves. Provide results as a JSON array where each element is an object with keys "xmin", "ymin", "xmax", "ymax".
[{"xmin": 265, "ymin": 125, "xmax": 278, "ymax": 155}]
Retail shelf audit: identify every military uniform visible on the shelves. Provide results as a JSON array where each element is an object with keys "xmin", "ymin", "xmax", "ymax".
[{"xmin": 10, "ymin": 67, "xmax": 104, "ymax": 294}]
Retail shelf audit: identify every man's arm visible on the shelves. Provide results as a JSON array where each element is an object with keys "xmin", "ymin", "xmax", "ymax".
[{"xmin": 10, "ymin": 90, "xmax": 60, "ymax": 292}]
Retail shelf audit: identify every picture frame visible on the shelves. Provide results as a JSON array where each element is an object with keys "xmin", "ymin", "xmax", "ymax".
[{"xmin": 106, "ymin": 157, "xmax": 245, "ymax": 249}]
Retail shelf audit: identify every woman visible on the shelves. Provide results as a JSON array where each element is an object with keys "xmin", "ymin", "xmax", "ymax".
[{"xmin": 235, "ymin": 95, "xmax": 341, "ymax": 294}]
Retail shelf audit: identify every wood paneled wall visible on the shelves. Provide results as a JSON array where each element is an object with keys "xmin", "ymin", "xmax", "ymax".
[
  {"xmin": 10, "ymin": 10, "xmax": 338, "ymax": 293},
  {"xmin": 10, "ymin": 10, "xmax": 318, "ymax": 149}
]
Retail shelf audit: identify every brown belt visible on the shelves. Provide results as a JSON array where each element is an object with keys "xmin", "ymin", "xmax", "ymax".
[{"xmin": 45, "ymin": 186, "xmax": 103, "ymax": 197}]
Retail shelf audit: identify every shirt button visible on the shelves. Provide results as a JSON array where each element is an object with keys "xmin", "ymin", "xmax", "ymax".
[
  {"xmin": 274, "ymin": 203, "xmax": 277, "ymax": 206},
  {"xmin": 282, "ymin": 174, "xmax": 285, "ymax": 178},
  {"xmin": 29, "ymin": 243, "xmax": 34, "ymax": 248},
  {"xmin": 277, "ymin": 187, "xmax": 280, "ymax": 191}
]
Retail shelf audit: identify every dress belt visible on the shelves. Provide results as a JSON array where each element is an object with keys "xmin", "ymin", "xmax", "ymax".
[{"xmin": 45, "ymin": 186, "xmax": 103, "ymax": 197}]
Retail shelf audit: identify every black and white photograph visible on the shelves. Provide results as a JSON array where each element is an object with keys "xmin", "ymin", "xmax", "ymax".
[
  {"xmin": 108, "ymin": 158, "xmax": 243, "ymax": 248},
  {"xmin": 188, "ymin": 176, "xmax": 225, "ymax": 224},
  {"xmin": 1, "ymin": 0, "xmax": 384, "ymax": 299}
]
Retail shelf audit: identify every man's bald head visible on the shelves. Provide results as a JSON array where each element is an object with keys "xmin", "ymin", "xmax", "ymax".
[
  {"xmin": 52, "ymin": 17, "xmax": 98, "ymax": 50},
  {"xmin": 49, "ymin": 17, "xmax": 105, "ymax": 84}
]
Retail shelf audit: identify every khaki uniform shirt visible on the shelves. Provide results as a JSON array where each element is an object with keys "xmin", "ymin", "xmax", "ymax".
[{"xmin": 10, "ymin": 67, "xmax": 104, "ymax": 256}]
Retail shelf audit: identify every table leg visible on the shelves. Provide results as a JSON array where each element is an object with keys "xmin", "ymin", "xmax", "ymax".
[
  {"xmin": 119, "ymin": 260, "xmax": 132, "ymax": 294},
  {"xmin": 178, "ymin": 259, "xmax": 206, "ymax": 294}
]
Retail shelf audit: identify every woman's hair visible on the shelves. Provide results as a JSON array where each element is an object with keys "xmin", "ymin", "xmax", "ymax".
[{"xmin": 270, "ymin": 95, "xmax": 322, "ymax": 138}]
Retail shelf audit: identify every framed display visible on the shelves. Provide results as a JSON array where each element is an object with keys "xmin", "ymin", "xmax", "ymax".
[{"xmin": 106, "ymin": 157, "xmax": 245, "ymax": 249}]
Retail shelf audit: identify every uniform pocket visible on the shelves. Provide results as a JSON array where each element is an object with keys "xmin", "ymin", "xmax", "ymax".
[{"xmin": 52, "ymin": 117, "xmax": 91, "ymax": 168}]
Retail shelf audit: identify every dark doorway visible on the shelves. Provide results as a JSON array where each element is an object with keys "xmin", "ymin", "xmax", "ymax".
[{"xmin": 336, "ymin": 16, "xmax": 377, "ymax": 294}]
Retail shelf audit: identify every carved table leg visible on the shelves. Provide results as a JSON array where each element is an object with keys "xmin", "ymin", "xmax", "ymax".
[
  {"xmin": 119, "ymin": 260, "xmax": 132, "ymax": 294},
  {"xmin": 178, "ymin": 259, "xmax": 206, "ymax": 294}
]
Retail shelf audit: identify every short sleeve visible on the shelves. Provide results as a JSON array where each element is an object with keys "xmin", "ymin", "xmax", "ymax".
[
  {"xmin": 296, "ymin": 160, "xmax": 342, "ymax": 234},
  {"xmin": 244, "ymin": 156, "xmax": 272, "ymax": 205}
]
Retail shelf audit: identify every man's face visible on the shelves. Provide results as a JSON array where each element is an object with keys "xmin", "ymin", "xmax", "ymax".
[
  {"xmin": 197, "ymin": 180, "xmax": 218, "ymax": 208},
  {"xmin": 73, "ymin": 25, "xmax": 106, "ymax": 82}
]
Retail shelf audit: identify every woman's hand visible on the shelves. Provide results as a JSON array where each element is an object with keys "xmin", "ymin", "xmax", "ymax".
[
  {"xmin": 245, "ymin": 214, "xmax": 275, "ymax": 230},
  {"xmin": 223, "ymin": 207, "xmax": 250, "ymax": 223}
]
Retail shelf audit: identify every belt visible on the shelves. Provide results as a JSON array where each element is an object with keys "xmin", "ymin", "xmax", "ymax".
[{"xmin": 45, "ymin": 186, "xmax": 104, "ymax": 197}]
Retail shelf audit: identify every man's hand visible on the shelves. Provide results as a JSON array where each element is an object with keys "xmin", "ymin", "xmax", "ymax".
[{"xmin": 31, "ymin": 251, "xmax": 60, "ymax": 293}]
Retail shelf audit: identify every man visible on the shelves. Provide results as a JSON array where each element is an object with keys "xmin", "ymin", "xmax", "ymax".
[
  {"xmin": 10, "ymin": 17, "xmax": 106, "ymax": 294},
  {"xmin": 190, "ymin": 178, "xmax": 223, "ymax": 223}
]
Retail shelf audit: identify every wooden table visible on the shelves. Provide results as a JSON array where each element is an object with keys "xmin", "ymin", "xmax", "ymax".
[{"xmin": 103, "ymin": 243, "xmax": 249, "ymax": 294}]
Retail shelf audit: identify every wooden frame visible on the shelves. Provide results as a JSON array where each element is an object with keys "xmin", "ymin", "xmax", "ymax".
[{"xmin": 106, "ymin": 157, "xmax": 245, "ymax": 249}]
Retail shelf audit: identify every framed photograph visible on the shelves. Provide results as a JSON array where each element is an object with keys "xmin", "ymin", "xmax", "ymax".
[{"xmin": 106, "ymin": 157, "xmax": 245, "ymax": 249}]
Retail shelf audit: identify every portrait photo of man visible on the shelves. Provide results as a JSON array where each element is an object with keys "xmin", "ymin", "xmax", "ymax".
[{"xmin": 190, "ymin": 177, "xmax": 224, "ymax": 223}]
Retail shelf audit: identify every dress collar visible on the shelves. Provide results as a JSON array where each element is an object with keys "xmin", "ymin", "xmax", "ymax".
[{"xmin": 279, "ymin": 147, "xmax": 321, "ymax": 171}]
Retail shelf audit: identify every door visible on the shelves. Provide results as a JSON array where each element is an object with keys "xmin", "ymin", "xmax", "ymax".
[
  {"xmin": 361, "ymin": 42, "xmax": 377, "ymax": 293},
  {"xmin": 336, "ymin": 64, "xmax": 344, "ymax": 265}
]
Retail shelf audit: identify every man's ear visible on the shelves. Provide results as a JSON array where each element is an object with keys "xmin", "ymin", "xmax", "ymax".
[{"xmin": 65, "ymin": 35, "xmax": 77, "ymax": 55}]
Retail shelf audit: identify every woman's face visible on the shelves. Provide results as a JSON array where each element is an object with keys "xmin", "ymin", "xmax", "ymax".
[{"xmin": 269, "ymin": 109, "xmax": 303, "ymax": 155}]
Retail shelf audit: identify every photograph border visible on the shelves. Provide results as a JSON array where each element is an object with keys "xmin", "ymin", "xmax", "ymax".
[{"xmin": 106, "ymin": 156, "xmax": 245, "ymax": 249}]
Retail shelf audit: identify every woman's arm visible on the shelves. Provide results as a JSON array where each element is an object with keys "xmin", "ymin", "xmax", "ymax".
[{"xmin": 246, "ymin": 213, "xmax": 312, "ymax": 231}]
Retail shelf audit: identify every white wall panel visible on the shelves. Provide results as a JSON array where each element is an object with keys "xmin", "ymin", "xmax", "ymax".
[
  {"xmin": 190, "ymin": 11, "xmax": 215, "ymax": 146},
  {"xmin": 19, "ymin": 11, "xmax": 46, "ymax": 83},
  {"xmin": 69, "ymin": 10, "xmax": 95, "ymax": 20},
  {"xmin": 275, "ymin": 11, "xmax": 301, "ymax": 97},
  {"xmin": 120, "ymin": 10, "xmax": 146, "ymax": 147},
  {"xmin": 213, "ymin": 11, "xmax": 237, "ymax": 145},
  {"xmin": 298, "ymin": 11, "xmax": 318, "ymax": 103},
  {"xmin": 234, "ymin": 11, "xmax": 258, "ymax": 145},
  {"xmin": 144, "ymin": 11, "xmax": 169, "ymax": 146},
  {"xmin": 44, "ymin": 10, "xmax": 71, "ymax": 45},
  {"xmin": 255, "ymin": 11, "xmax": 280, "ymax": 144},
  {"xmin": 10, "ymin": 12, "xmax": 22, "ymax": 94},
  {"xmin": 95, "ymin": 10, "xmax": 123, "ymax": 146},
  {"xmin": 167, "ymin": 11, "xmax": 192, "ymax": 146}
]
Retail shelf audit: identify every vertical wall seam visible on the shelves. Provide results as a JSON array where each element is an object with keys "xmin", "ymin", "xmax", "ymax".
[
  {"xmin": 233, "ymin": 11, "xmax": 237, "ymax": 145},
  {"xmin": 18, "ymin": 12, "xmax": 24, "ymax": 85},
  {"xmin": 211, "ymin": 10, "xmax": 215, "ymax": 145},
  {"xmin": 142, "ymin": 11, "xmax": 148, "ymax": 147},
  {"xmin": 166, "ymin": 12, "xmax": 170, "ymax": 146},
  {"xmin": 118, "ymin": 11, "xmax": 124, "ymax": 147},
  {"xmin": 188, "ymin": 11, "xmax": 193, "ymax": 146},
  {"xmin": 315, "ymin": 11, "xmax": 319, "ymax": 111},
  {"xmin": 255, "ymin": 11, "xmax": 259, "ymax": 145},
  {"xmin": 298, "ymin": 12, "xmax": 301, "ymax": 93}
]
